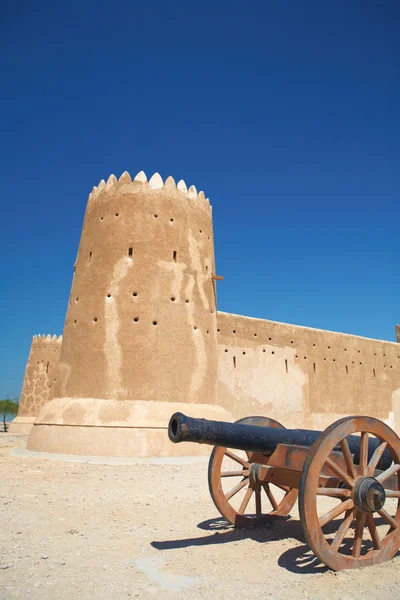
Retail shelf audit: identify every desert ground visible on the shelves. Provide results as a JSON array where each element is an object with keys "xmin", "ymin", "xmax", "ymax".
[{"xmin": 1, "ymin": 433, "xmax": 399, "ymax": 600}]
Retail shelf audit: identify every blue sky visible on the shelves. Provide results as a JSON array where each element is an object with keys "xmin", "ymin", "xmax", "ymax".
[{"xmin": 1, "ymin": 1, "xmax": 398, "ymax": 398}]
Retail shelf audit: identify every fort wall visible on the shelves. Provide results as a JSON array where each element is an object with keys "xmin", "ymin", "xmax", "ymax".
[
  {"xmin": 9, "ymin": 334, "xmax": 62, "ymax": 433},
  {"xmin": 25, "ymin": 169, "xmax": 399, "ymax": 458},
  {"xmin": 27, "ymin": 171, "xmax": 232, "ymax": 456},
  {"xmin": 217, "ymin": 312, "xmax": 400, "ymax": 432}
]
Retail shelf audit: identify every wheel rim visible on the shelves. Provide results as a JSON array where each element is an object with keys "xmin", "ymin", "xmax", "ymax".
[
  {"xmin": 299, "ymin": 416, "xmax": 400, "ymax": 570},
  {"xmin": 208, "ymin": 416, "xmax": 298, "ymax": 527}
]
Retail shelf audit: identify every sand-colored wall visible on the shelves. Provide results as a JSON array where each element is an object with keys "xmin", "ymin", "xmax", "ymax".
[
  {"xmin": 217, "ymin": 312, "xmax": 400, "ymax": 432},
  {"xmin": 10, "ymin": 334, "xmax": 62, "ymax": 433},
  {"xmin": 55, "ymin": 171, "xmax": 218, "ymax": 405},
  {"xmin": 28, "ymin": 171, "xmax": 233, "ymax": 457}
]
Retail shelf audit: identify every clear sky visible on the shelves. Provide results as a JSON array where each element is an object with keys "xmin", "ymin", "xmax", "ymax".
[{"xmin": 1, "ymin": 1, "xmax": 398, "ymax": 398}]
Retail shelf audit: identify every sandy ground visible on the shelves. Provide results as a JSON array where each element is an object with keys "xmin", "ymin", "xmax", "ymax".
[{"xmin": 1, "ymin": 433, "xmax": 399, "ymax": 600}]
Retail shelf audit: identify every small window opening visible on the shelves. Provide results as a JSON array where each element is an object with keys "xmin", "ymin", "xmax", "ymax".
[
  {"xmin": 233, "ymin": 356, "xmax": 236, "ymax": 368},
  {"xmin": 93, "ymin": 317, "xmax": 98, "ymax": 323},
  {"xmin": 132, "ymin": 292, "xmax": 137, "ymax": 297},
  {"xmin": 346, "ymin": 365, "xmax": 348, "ymax": 374},
  {"xmin": 133, "ymin": 317, "xmax": 139, "ymax": 322},
  {"xmin": 173, "ymin": 251, "xmax": 177, "ymax": 262},
  {"xmin": 171, "ymin": 296, "xmax": 175, "ymax": 302},
  {"xmin": 89, "ymin": 251, "xmax": 92, "ymax": 263},
  {"xmin": 313, "ymin": 362, "xmax": 316, "ymax": 373},
  {"xmin": 46, "ymin": 362, "xmax": 49, "ymax": 373},
  {"xmin": 128, "ymin": 247, "xmax": 133, "ymax": 257},
  {"xmin": 373, "ymin": 368, "xmax": 376, "ymax": 377},
  {"xmin": 285, "ymin": 359, "xmax": 288, "ymax": 373},
  {"xmin": 153, "ymin": 321, "xmax": 157, "ymax": 326}
]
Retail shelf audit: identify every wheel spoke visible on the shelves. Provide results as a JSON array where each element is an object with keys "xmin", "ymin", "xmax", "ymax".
[
  {"xmin": 340, "ymin": 438, "xmax": 357, "ymax": 479},
  {"xmin": 226, "ymin": 478, "xmax": 248, "ymax": 500},
  {"xmin": 255, "ymin": 487, "xmax": 262, "ymax": 517},
  {"xmin": 368, "ymin": 442, "xmax": 388, "ymax": 476},
  {"xmin": 262, "ymin": 483, "xmax": 279, "ymax": 511},
  {"xmin": 325, "ymin": 457, "xmax": 354, "ymax": 488},
  {"xmin": 377, "ymin": 508, "xmax": 399, "ymax": 530},
  {"xmin": 238, "ymin": 486, "xmax": 253, "ymax": 515},
  {"xmin": 376, "ymin": 463, "xmax": 400, "ymax": 484},
  {"xmin": 225, "ymin": 450, "xmax": 250, "ymax": 469},
  {"xmin": 316, "ymin": 487, "xmax": 351, "ymax": 498},
  {"xmin": 366, "ymin": 514, "xmax": 381, "ymax": 550},
  {"xmin": 221, "ymin": 470, "xmax": 250, "ymax": 477},
  {"xmin": 352, "ymin": 512, "xmax": 367, "ymax": 558},
  {"xmin": 330, "ymin": 509, "xmax": 355, "ymax": 551},
  {"xmin": 385, "ymin": 490, "xmax": 400, "ymax": 498},
  {"xmin": 319, "ymin": 498, "xmax": 354, "ymax": 528},
  {"xmin": 359, "ymin": 432, "xmax": 369, "ymax": 476}
]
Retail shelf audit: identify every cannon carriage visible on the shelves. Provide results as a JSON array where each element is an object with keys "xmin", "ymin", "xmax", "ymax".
[{"xmin": 168, "ymin": 412, "xmax": 400, "ymax": 571}]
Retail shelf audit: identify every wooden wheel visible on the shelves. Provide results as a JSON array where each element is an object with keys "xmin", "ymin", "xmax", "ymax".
[
  {"xmin": 208, "ymin": 416, "xmax": 298, "ymax": 527},
  {"xmin": 299, "ymin": 416, "xmax": 400, "ymax": 571}
]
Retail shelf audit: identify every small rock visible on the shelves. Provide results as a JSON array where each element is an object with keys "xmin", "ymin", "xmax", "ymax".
[
  {"xmin": 41, "ymin": 554, "xmax": 48, "ymax": 560},
  {"xmin": 0, "ymin": 564, "xmax": 12, "ymax": 569}
]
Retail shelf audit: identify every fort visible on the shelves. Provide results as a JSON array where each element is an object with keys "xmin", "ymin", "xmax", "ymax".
[
  {"xmin": 12, "ymin": 170, "xmax": 400, "ymax": 456},
  {"xmin": 9, "ymin": 334, "xmax": 62, "ymax": 433}
]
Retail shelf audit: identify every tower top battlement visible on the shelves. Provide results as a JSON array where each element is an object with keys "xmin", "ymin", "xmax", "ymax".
[
  {"xmin": 32, "ymin": 334, "xmax": 63, "ymax": 343},
  {"xmin": 87, "ymin": 170, "xmax": 211, "ymax": 213}
]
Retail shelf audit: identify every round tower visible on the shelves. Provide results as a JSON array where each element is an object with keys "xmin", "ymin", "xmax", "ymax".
[
  {"xmin": 9, "ymin": 334, "xmax": 62, "ymax": 433},
  {"xmin": 28, "ymin": 171, "xmax": 231, "ymax": 456}
]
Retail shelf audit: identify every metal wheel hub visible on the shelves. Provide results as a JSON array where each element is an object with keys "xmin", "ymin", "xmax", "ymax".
[{"xmin": 354, "ymin": 477, "xmax": 386, "ymax": 513}]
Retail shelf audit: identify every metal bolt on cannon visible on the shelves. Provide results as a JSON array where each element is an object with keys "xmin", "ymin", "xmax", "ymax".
[{"xmin": 168, "ymin": 412, "xmax": 400, "ymax": 571}]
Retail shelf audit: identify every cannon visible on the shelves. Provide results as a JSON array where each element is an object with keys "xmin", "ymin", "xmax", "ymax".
[{"xmin": 168, "ymin": 413, "xmax": 400, "ymax": 571}]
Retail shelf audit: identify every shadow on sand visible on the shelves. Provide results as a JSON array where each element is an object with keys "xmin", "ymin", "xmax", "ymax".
[{"xmin": 151, "ymin": 515, "xmax": 398, "ymax": 574}]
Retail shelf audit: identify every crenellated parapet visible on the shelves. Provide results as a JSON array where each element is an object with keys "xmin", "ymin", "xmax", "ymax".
[{"xmin": 87, "ymin": 170, "xmax": 211, "ymax": 211}]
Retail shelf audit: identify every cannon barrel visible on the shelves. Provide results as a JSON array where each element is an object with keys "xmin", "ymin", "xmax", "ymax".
[{"xmin": 168, "ymin": 412, "xmax": 394, "ymax": 470}]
